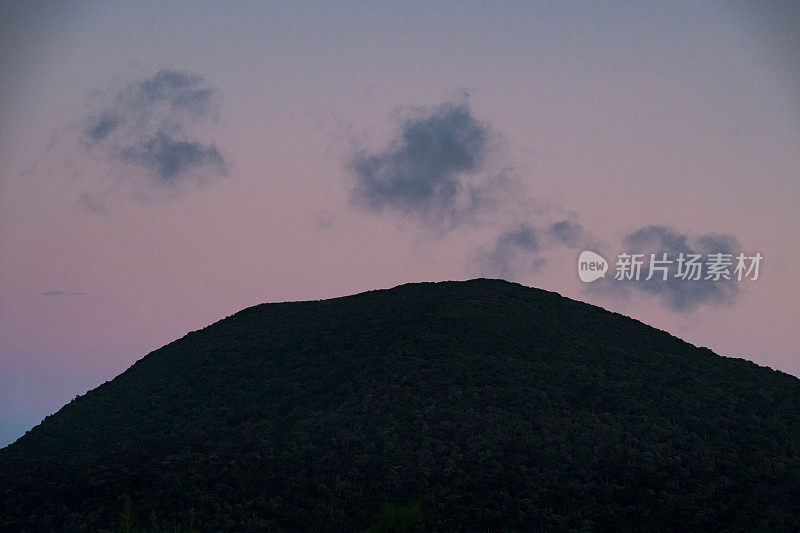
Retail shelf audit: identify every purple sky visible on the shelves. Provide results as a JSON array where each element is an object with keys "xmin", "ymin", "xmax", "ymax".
[{"xmin": 1, "ymin": 1, "xmax": 798, "ymax": 447}]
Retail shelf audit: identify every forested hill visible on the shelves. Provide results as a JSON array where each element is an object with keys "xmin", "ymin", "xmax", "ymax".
[{"xmin": 2, "ymin": 278, "xmax": 800, "ymax": 531}]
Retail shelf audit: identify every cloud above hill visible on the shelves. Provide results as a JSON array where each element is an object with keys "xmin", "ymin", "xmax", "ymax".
[
  {"xmin": 348, "ymin": 101, "xmax": 516, "ymax": 231},
  {"xmin": 591, "ymin": 225, "xmax": 743, "ymax": 311},
  {"xmin": 82, "ymin": 69, "xmax": 228, "ymax": 202},
  {"xmin": 344, "ymin": 99, "xmax": 748, "ymax": 314}
]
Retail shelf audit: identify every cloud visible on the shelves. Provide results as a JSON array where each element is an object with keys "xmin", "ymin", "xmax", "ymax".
[
  {"xmin": 42, "ymin": 289, "xmax": 86, "ymax": 297},
  {"xmin": 120, "ymin": 130, "xmax": 225, "ymax": 183},
  {"xmin": 346, "ymin": 99, "xmax": 595, "ymax": 276},
  {"xmin": 548, "ymin": 218, "xmax": 588, "ymax": 248},
  {"xmin": 86, "ymin": 114, "xmax": 121, "ymax": 141},
  {"xmin": 474, "ymin": 216, "xmax": 592, "ymax": 278},
  {"xmin": 348, "ymin": 101, "xmax": 513, "ymax": 229},
  {"xmin": 593, "ymin": 225, "xmax": 742, "ymax": 312},
  {"xmin": 83, "ymin": 69, "xmax": 227, "ymax": 199},
  {"xmin": 474, "ymin": 223, "xmax": 542, "ymax": 278},
  {"xmin": 136, "ymin": 69, "xmax": 217, "ymax": 117},
  {"xmin": 343, "ymin": 99, "xmax": 745, "ymax": 314}
]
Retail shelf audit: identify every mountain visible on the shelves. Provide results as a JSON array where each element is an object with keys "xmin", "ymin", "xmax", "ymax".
[{"xmin": 1, "ymin": 279, "xmax": 799, "ymax": 531}]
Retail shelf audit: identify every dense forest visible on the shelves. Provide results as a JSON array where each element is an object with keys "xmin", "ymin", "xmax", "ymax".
[{"xmin": 1, "ymin": 279, "xmax": 799, "ymax": 531}]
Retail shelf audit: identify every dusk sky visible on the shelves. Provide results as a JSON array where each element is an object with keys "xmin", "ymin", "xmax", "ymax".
[{"xmin": 1, "ymin": 1, "xmax": 798, "ymax": 447}]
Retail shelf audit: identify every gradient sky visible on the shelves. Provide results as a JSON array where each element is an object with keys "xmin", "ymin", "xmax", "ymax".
[{"xmin": 1, "ymin": 1, "xmax": 798, "ymax": 447}]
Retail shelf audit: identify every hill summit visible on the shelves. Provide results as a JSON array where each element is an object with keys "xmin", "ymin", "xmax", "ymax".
[{"xmin": 2, "ymin": 279, "xmax": 799, "ymax": 531}]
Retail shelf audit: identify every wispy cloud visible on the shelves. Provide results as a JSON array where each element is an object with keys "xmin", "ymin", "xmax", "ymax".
[
  {"xmin": 83, "ymin": 69, "xmax": 227, "ymax": 201},
  {"xmin": 591, "ymin": 225, "xmax": 742, "ymax": 312},
  {"xmin": 119, "ymin": 130, "xmax": 225, "ymax": 184},
  {"xmin": 42, "ymin": 289, "xmax": 86, "ymax": 297},
  {"xmin": 548, "ymin": 218, "xmax": 588, "ymax": 249},
  {"xmin": 474, "ymin": 217, "xmax": 592, "ymax": 278},
  {"xmin": 473, "ymin": 223, "xmax": 543, "ymax": 278}
]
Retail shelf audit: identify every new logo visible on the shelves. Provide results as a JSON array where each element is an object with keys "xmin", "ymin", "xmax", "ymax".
[{"xmin": 578, "ymin": 251, "xmax": 608, "ymax": 282}]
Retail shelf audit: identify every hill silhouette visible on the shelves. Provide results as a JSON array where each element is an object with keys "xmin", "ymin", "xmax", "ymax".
[{"xmin": 1, "ymin": 279, "xmax": 799, "ymax": 531}]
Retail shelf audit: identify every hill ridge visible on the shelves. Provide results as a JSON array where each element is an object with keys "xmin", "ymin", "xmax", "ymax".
[{"xmin": 2, "ymin": 278, "xmax": 799, "ymax": 531}]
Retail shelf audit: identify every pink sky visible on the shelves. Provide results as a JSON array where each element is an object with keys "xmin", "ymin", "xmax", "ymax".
[{"xmin": 1, "ymin": 1, "xmax": 798, "ymax": 446}]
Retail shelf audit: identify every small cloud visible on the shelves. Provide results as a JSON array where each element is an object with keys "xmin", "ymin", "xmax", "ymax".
[
  {"xmin": 348, "ymin": 100, "xmax": 513, "ymax": 230},
  {"xmin": 474, "ymin": 216, "xmax": 591, "ymax": 278},
  {"xmin": 82, "ymin": 68, "xmax": 228, "ymax": 202},
  {"xmin": 548, "ymin": 218, "xmax": 587, "ymax": 248},
  {"xmin": 592, "ymin": 225, "xmax": 742, "ymax": 312},
  {"xmin": 137, "ymin": 69, "xmax": 216, "ymax": 117},
  {"xmin": 42, "ymin": 289, "xmax": 68, "ymax": 296},
  {"xmin": 79, "ymin": 192, "xmax": 109, "ymax": 214},
  {"xmin": 42, "ymin": 289, "xmax": 86, "ymax": 297},
  {"xmin": 120, "ymin": 130, "xmax": 225, "ymax": 183},
  {"xmin": 86, "ymin": 114, "xmax": 121, "ymax": 141},
  {"xmin": 474, "ymin": 223, "xmax": 542, "ymax": 278}
]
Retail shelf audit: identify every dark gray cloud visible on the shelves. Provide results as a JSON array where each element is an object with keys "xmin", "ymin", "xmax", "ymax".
[
  {"xmin": 475, "ymin": 216, "xmax": 592, "ymax": 278},
  {"xmin": 346, "ymin": 100, "xmax": 596, "ymax": 276},
  {"xmin": 474, "ymin": 223, "xmax": 542, "ymax": 278},
  {"xmin": 547, "ymin": 218, "xmax": 588, "ymax": 248},
  {"xmin": 595, "ymin": 225, "xmax": 742, "ymax": 311},
  {"xmin": 348, "ymin": 101, "xmax": 512, "ymax": 229},
  {"xmin": 83, "ymin": 69, "xmax": 227, "ymax": 195},
  {"xmin": 120, "ymin": 130, "xmax": 225, "ymax": 183},
  {"xmin": 86, "ymin": 114, "xmax": 121, "ymax": 141},
  {"xmin": 136, "ymin": 70, "xmax": 216, "ymax": 117}
]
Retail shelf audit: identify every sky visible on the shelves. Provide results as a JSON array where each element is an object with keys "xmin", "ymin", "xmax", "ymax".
[{"xmin": 1, "ymin": 1, "xmax": 798, "ymax": 448}]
